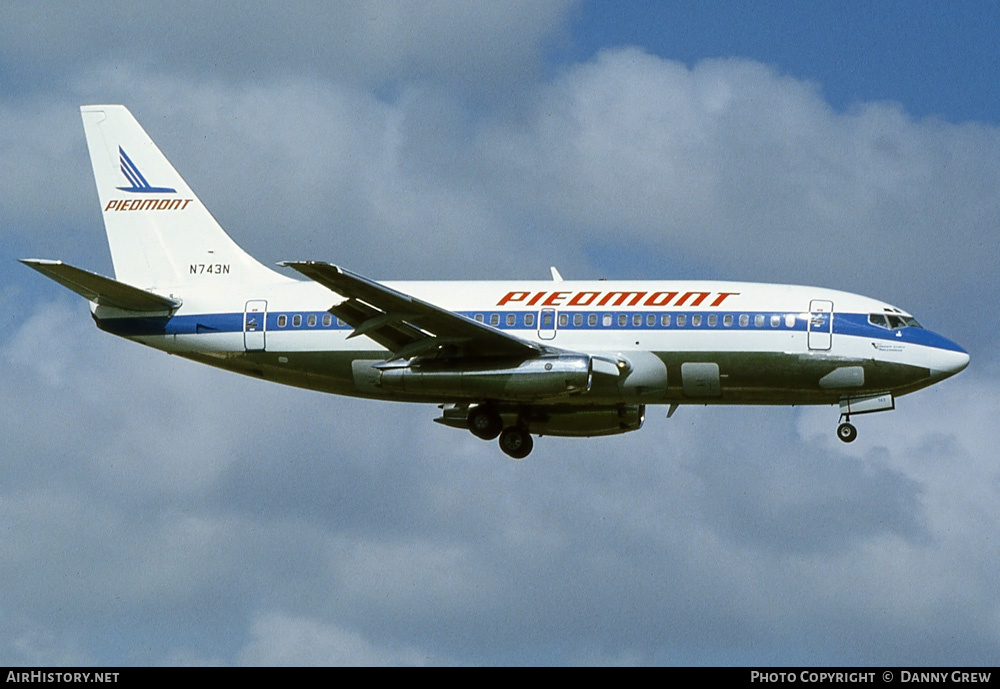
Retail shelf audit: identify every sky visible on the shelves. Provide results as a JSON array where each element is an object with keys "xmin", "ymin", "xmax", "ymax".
[{"xmin": 1, "ymin": 1, "xmax": 999, "ymax": 666}]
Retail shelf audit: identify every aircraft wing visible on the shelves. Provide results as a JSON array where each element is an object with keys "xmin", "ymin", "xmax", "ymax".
[{"xmin": 280, "ymin": 261, "xmax": 544, "ymax": 360}]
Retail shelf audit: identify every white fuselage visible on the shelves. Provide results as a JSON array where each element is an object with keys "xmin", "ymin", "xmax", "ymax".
[{"xmin": 93, "ymin": 277, "xmax": 969, "ymax": 407}]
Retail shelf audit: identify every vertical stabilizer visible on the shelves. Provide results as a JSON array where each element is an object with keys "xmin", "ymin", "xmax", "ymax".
[{"xmin": 80, "ymin": 105, "xmax": 286, "ymax": 289}]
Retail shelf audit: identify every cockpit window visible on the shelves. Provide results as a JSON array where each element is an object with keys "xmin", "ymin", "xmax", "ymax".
[{"xmin": 869, "ymin": 313, "xmax": 922, "ymax": 330}]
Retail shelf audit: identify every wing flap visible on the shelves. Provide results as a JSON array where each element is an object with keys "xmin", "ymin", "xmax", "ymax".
[
  {"xmin": 20, "ymin": 259, "xmax": 181, "ymax": 312},
  {"xmin": 280, "ymin": 261, "xmax": 542, "ymax": 359}
]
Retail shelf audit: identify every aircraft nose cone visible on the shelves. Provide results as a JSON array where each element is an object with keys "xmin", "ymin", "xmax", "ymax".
[
  {"xmin": 950, "ymin": 349, "xmax": 971, "ymax": 374},
  {"xmin": 930, "ymin": 341, "xmax": 969, "ymax": 380}
]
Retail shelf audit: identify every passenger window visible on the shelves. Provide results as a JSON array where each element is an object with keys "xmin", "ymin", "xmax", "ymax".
[
  {"xmin": 708, "ymin": 314, "xmax": 717, "ymax": 327},
  {"xmin": 490, "ymin": 314, "xmax": 499, "ymax": 326},
  {"xmin": 475, "ymin": 314, "xmax": 484, "ymax": 323},
  {"xmin": 603, "ymin": 314, "xmax": 612, "ymax": 327},
  {"xmin": 646, "ymin": 314, "xmax": 655, "ymax": 327},
  {"xmin": 277, "ymin": 315, "xmax": 287, "ymax": 327},
  {"xmin": 559, "ymin": 314, "xmax": 568, "ymax": 327},
  {"xmin": 677, "ymin": 314, "xmax": 686, "ymax": 327},
  {"xmin": 308, "ymin": 314, "xmax": 317, "ymax": 327},
  {"xmin": 525, "ymin": 313, "xmax": 535, "ymax": 327},
  {"xmin": 692, "ymin": 314, "xmax": 702, "ymax": 327},
  {"xmin": 574, "ymin": 313, "xmax": 583, "ymax": 327},
  {"xmin": 723, "ymin": 314, "xmax": 733, "ymax": 327},
  {"xmin": 588, "ymin": 314, "xmax": 597, "ymax": 327},
  {"xmin": 632, "ymin": 314, "xmax": 642, "ymax": 327},
  {"xmin": 740, "ymin": 314, "xmax": 749, "ymax": 327},
  {"xmin": 323, "ymin": 314, "xmax": 332, "ymax": 327},
  {"xmin": 292, "ymin": 314, "xmax": 302, "ymax": 327},
  {"xmin": 754, "ymin": 314, "xmax": 764, "ymax": 327},
  {"xmin": 337, "ymin": 318, "xmax": 345, "ymax": 327},
  {"xmin": 618, "ymin": 314, "xmax": 627, "ymax": 327},
  {"xmin": 661, "ymin": 314, "xmax": 671, "ymax": 327},
  {"xmin": 785, "ymin": 314, "xmax": 795, "ymax": 328},
  {"xmin": 770, "ymin": 314, "xmax": 780, "ymax": 327},
  {"xmin": 506, "ymin": 314, "xmax": 516, "ymax": 326}
]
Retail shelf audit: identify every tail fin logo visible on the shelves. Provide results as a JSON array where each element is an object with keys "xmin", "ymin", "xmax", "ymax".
[{"xmin": 116, "ymin": 147, "xmax": 176, "ymax": 193}]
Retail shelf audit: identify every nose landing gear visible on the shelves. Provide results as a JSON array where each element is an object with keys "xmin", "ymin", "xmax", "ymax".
[
  {"xmin": 835, "ymin": 393, "xmax": 895, "ymax": 444},
  {"xmin": 837, "ymin": 419, "xmax": 858, "ymax": 443}
]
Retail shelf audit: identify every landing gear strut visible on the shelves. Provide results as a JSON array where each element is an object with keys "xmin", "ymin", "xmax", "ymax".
[{"xmin": 498, "ymin": 426, "xmax": 533, "ymax": 459}]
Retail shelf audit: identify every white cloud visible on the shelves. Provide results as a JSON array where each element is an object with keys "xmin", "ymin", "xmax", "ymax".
[
  {"xmin": 238, "ymin": 611, "xmax": 440, "ymax": 666},
  {"xmin": 481, "ymin": 50, "xmax": 1000, "ymax": 322},
  {"xmin": 0, "ymin": 2, "xmax": 575, "ymax": 94}
]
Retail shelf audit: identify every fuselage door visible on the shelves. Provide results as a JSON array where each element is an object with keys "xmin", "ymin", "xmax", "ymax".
[
  {"xmin": 538, "ymin": 308, "xmax": 557, "ymax": 340},
  {"xmin": 244, "ymin": 300, "xmax": 267, "ymax": 351},
  {"xmin": 808, "ymin": 299, "xmax": 833, "ymax": 350}
]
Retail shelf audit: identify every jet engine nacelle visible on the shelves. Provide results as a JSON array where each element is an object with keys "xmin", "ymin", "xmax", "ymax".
[{"xmin": 377, "ymin": 354, "xmax": 592, "ymax": 400}]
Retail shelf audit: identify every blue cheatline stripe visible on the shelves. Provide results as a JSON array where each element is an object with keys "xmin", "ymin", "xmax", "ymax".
[
  {"xmin": 98, "ymin": 313, "xmax": 243, "ymax": 336},
  {"xmin": 92, "ymin": 309, "xmax": 965, "ymax": 352}
]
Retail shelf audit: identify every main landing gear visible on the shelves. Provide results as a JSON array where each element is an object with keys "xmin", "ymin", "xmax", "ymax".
[
  {"xmin": 466, "ymin": 406, "xmax": 534, "ymax": 459},
  {"xmin": 467, "ymin": 405, "xmax": 503, "ymax": 441},
  {"xmin": 498, "ymin": 426, "xmax": 533, "ymax": 460}
]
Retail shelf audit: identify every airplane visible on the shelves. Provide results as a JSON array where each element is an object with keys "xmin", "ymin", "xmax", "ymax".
[{"xmin": 21, "ymin": 105, "xmax": 970, "ymax": 459}]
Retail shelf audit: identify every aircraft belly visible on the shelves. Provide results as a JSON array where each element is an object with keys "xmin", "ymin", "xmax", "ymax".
[
  {"xmin": 653, "ymin": 350, "xmax": 930, "ymax": 405},
  {"xmin": 152, "ymin": 332, "xmax": 933, "ymax": 406},
  {"xmin": 156, "ymin": 332, "xmax": 245, "ymax": 353}
]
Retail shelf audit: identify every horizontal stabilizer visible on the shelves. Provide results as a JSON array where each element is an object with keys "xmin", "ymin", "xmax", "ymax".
[{"xmin": 20, "ymin": 259, "xmax": 181, "ymax": 312}]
